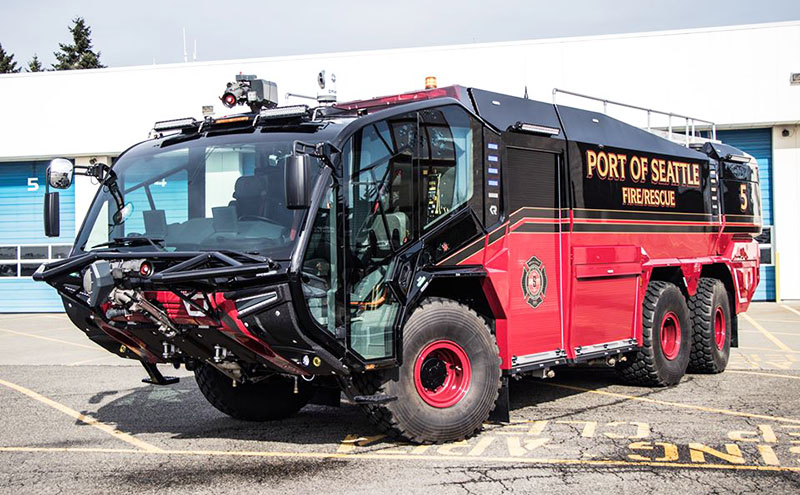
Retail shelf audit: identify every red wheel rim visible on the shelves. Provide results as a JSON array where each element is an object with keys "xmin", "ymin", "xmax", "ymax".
[
  {"xmin": 660, "ymin": 312, "xmax": 681, "ymax": 361},
  {"xmin": 413, "ymin": 340, "xmax": 472, "ymax": 408},
  {"xmin": 714, "ymin": 306, "xmax": 726, "ymax": 350}
]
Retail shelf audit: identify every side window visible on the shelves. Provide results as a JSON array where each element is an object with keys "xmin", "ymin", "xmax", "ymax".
[
  {"xmin": 418, "ymin": 106, "xmax": 479, "ymax": 230},
  {"xmin": 349, "ymin": 115, "xmax": 416, "ymax": 256},
  {"xmin": 302, "ymin": 178, "xmax": 343, "ymax": 336}
]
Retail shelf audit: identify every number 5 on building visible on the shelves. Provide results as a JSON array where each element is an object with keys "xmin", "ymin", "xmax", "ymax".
[
  {"xmin": 739, "ymin": 183, "xmax": 748, "ymax": 212},
  {"xmin": 27, "ymin": 177, "xmax": 39, "ymax": 192}
]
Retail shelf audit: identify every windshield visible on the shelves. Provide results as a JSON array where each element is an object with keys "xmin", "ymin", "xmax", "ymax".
[{"xmin": 76, "ymin": 131, "xmax": 323, "ymax": 260}]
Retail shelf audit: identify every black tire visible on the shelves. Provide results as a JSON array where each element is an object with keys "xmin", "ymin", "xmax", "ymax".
[
  {"xmin": 194, "ymin": 364, "xmax": 311, "ymax": 421},
  {"xmin": 355, "ymin": 298, "xmax": 502, "ymax": 444},
  {"xmin": 687, "ymin": 278, "xmax": 731, "ymax": 373},
  {"xmin": 617, "ymin": 281, "xmax": 691, "ymax": 386}
]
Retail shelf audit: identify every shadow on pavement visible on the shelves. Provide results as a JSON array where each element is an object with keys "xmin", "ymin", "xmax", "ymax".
[{"xmin": 89, "ymin": 365, "xmax": 670, "ymax": 446}]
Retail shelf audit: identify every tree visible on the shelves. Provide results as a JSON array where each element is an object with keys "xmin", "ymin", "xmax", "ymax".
[
  {"xmin": 53, "ymin": 17, "xmax": 105, "ymax": 70},
  {"xmin": 27, "ymin": 54, "xmax": 43, "ymax": 72},
  {"xmin": 0, "ymin": 43, "xmax": 20, "ymax": 73}
]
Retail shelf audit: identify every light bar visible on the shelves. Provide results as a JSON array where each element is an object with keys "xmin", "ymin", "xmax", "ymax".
[
  {"xmin": 725, "ymin": 153, "xmax": 751, "ymax": 164},
  {"xmin": 513, "ymin": 122, "xmax": 561, "ymax": 136},
  {"xmin": 153, "ymin": 117, "xmax": 198, "ymax": 132},
  {"xmin": 258, "ymin": 105, "xmax": 309, "ymax": 120}
]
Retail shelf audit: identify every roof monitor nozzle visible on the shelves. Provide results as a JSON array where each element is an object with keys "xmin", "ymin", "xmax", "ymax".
[
  {"xmin": 316, "ymin": 70, "xmax": 337, "ymax": 105},
  {"xmin": 220, "ymin": 74, "xmax": 278, "ymax": 112}
]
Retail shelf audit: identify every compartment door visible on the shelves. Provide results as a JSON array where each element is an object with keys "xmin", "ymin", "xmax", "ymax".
[{"xmin": 569, "ymin": 245, "xmax": 641, "ymax": 359}]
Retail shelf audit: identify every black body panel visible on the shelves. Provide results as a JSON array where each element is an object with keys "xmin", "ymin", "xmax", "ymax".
[{"xmin": 471, "ymin": 88, "xmax": 564, "ymax": 139}]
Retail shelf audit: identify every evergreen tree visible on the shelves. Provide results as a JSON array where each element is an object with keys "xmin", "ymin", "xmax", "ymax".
[
  {"xmin": 53, "ymin": 17, "xmax": 105, "ymax": 70},
  {"xmin": 27, "ymin": 54, "xmax": 43, "ymax": 72},
  {"xmin": 0, "ymin": 43, "xmax": 20, "ymax": 73}
]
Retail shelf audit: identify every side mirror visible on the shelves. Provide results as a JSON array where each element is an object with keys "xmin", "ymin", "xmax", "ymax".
[
  {"xmin": 285, "ymin": 154, "xmax": 311, "ymax": 209},
  {"xmin": 47, "ymin": 158, "xmax": 74, "ymax": 189},
  {"xmin": 44, "ymin": 192, "xmax": 60, "ymax": 237}
]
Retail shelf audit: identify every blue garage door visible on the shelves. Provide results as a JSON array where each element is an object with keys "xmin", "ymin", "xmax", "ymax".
[
  {"xmin": 717, "ymin": 129, "xmax": 774, "ymax": 301},
  {"xmin": 0, "ymin": 161, "xmax": 75, "ymax": 312}
]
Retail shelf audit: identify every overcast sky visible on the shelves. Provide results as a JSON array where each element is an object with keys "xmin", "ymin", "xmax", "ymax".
[{"xmin": 2, "ymin": 0, "xmax": 799, "ymax": 69}]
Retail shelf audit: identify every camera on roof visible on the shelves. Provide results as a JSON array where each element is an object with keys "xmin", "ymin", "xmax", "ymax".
[{"xmin": 220, "ymin": 74, "xmax": 279, "ymax": 112}]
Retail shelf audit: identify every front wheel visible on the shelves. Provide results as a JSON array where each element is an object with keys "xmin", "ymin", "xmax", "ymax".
[
  {"xmin": 356, "ymin": 298, "xmax": 502, "ymax": 443},
  {"xmin": 194, "ymin": 364, "xmax": 311, "ymax": 421}
]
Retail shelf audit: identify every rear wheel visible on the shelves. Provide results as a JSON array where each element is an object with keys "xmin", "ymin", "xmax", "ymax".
[
  {"xmin": 194, "ymin": 364, "xmax": 311, "ymax": 421},
  {"xmin": 355, "ymin": 298, "xmax": 502, "ymax": 444},
  {"xmin": 687, "ymin": 278, "xmax": 731, "ymax": 373},
  {"xmin": 617, "ymin": 281, "xmax": 691, "ymax": 386}
]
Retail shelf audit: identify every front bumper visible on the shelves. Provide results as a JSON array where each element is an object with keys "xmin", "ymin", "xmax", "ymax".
[{"xmin": 37, "ymin": 251, "xmax": 348, "ymax": 378}]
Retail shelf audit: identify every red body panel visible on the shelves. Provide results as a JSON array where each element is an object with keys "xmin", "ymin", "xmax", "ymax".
[{"xmin": 456, "ymin": 213, "xmax": 760, "ymax": 370}]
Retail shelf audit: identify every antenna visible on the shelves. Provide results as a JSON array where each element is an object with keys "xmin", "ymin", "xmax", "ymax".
[{"xmin": 182, "ymin": 27, "xmax": 188, "ymax": 63}]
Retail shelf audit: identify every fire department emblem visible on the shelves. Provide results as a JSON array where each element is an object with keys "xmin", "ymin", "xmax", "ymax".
[{"xmin": 521, "ymin": 256, "xmax": 547, "ymax": 309}]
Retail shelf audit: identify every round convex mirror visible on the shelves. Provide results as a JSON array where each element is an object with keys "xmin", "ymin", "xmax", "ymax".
[{"xmin": 48, "ymin": 158, "xmax": 74, "ymax": 189}]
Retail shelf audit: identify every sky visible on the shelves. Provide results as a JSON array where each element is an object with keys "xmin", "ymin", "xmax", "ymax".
[{"xmin": 1, "ymin": 0, "xmax": 800, "ymax": 69}]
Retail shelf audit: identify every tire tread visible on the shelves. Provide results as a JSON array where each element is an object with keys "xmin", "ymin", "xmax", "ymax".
[
  {"xmin": 687, "ymin": 278, "xmax": 729, "ymax": 373},
  {"xmin": 617, "ymin": 281, "xmax": 686, "ymax": 386}
]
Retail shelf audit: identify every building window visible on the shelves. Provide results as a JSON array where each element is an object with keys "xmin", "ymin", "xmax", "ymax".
[
  {"xmin": 755, "ymin": 226, "xmax": 774, "ymax": 266},
  {"xmin": 0, "ymin": 245, "xmax": 72, "ymax": 278}
]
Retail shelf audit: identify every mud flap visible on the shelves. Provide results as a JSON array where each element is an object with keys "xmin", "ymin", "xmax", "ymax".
[{"xmin": 489, "ymin": 376, "xmax": 510, "ymax": 423}]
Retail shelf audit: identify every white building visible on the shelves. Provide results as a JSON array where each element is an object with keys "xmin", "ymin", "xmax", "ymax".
[{"xmin": 0, "ymin": 21, "xmax": 798, "ymax": 311}]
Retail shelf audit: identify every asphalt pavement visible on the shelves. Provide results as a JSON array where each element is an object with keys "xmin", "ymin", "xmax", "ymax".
[{"xmin": 1, "ymin": 302, "xmax": 799, "ymax": 494}]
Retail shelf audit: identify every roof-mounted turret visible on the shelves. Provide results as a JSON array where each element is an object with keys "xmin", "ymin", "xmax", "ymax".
[{"xmin": 220, "ymin": 74, "xmax": 279, "ymax": 112}]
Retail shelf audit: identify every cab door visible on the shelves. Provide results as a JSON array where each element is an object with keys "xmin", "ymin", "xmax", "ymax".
[{"xmin": 343, "ymin": 111, "xmax": 418, "ymax": 363}]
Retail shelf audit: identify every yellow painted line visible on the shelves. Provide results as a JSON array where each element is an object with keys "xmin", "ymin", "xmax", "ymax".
[
  {"xmin": 779, "ymin": 304, "xmax": 800, "ymax": 319},
  {"xmin": 0, "ymin": 315, "xmax": 44, "ymax": 321},
  {"xmin": 41, "ymin": 314, "xmax": 70, "ymax": 320},
  {"xmin": 741, "ymin": 313, "xmax": 794, "ymax": 352},
  {"xmin": 67, "ymin": 355, "xmax": 121, "ymax": 366},
  {"xmin": 740, "ymin": 328, "xmax": 800, "ymax": 335},
  {"xmin": 0, "ymin": 378, "xmax": 162, "ymax": 452},
  {"xmin": 542, "ymin": 382, "xmax": 800, "ymax": 424},
  {"xmin": 727, "ymin": 370, "xmax": 800, "ymax": 381},
  {"xmin": 736, "ymin": 346, "xmax": 800, "ymax": 354},
  {"xmin": 0, "ymin": 446, "xmax": 799, "ymax": 473},
  {"xmin": 0, "ymin": 447, "xmax": 141, "ymax": 454},
  {"xmin": 0, "ymin": 327, "xmax": 99, "ymax": 351}
]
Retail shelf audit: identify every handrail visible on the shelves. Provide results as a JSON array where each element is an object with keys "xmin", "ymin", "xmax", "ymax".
[{"xmin": 553, "ymin": 88, "xmax": 716, "ymax": 143}]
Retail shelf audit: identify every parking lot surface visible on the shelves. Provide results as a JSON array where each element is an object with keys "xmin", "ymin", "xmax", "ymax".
[{"xmin": 1, "ymin": 302, "xmax": 800, "ymax": 494}]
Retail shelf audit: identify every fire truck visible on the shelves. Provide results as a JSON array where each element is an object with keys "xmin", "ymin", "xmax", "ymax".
[{"xmin": 35, "ymin": 73, "xmax": 761, "ymax": 443}]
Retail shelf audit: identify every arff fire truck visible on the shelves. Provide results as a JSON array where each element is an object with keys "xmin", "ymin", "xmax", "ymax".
[{"xmin": 35, "ymin": 73, "xmax": 761, "ymax": 443}]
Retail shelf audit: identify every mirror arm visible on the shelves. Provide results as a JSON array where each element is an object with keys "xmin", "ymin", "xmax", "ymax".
[
  {"xmin": 73, "ymin": 163, "xmax": 125, "ymax": 210},
  {"xmin": 293, "ymin": 140, "xmax": 340, "ymax": 177},
  {"xmin": 106, "ymin": 178, "xmax": 126, "ymax": 212}
]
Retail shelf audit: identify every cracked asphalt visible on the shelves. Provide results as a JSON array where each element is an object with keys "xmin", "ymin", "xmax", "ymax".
[{"xmin": 1, "ymin": 302, "xmax": 800, "ymax": 494}]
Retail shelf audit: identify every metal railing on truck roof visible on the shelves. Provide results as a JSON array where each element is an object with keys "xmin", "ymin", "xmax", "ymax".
[{"xmin": 552, "ymin": 88, "xmax": 717, "ymax": 146}]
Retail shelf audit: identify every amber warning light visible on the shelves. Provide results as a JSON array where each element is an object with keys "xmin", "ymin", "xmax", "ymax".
[{"xmin": 425, "ymin": 76, "xmax": 437, "ymax": 89}]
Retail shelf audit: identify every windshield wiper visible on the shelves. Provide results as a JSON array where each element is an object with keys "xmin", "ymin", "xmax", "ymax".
[{"xmin": 92, "ymin": 236, "xmax": 166, "ymax": 250}]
